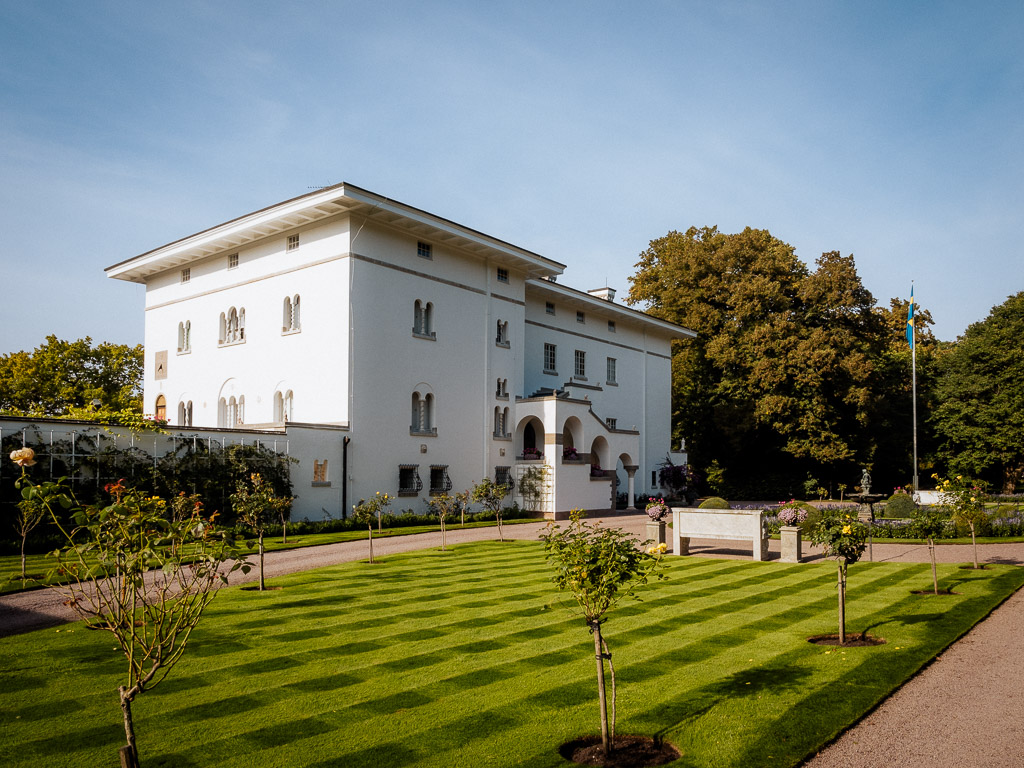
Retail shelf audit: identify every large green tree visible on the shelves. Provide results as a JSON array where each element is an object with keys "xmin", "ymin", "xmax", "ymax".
[
  {"xmin": 931, "ymin": 291, "xmax": 1024, "ymax": 493},
  {"xmin": 0, "ymin": 335, "xmax": 143, "ymax": 416},
  {"xmin": 628, "ymin": 227, "xmax": 890, "ymax": 496}
]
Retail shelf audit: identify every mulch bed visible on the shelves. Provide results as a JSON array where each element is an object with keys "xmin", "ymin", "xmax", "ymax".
[
  {"xmin": 808, "ymin": 633, "xmax": 886, "ymax": 647},
  {"xmin": 559, "ymin": 735, "xmax": 681, "ymax": 767}
]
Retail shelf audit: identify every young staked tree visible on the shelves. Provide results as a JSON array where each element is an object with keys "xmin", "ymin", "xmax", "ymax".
[
  {"xmin": 471, "ymin": 477, "xmax": 511, "ymax": 541},
  {"xmin": 13, "ymin": 453, "xmax": 247, "ymax": 768},
  {"xmin": 937, "ymin": 473, "xmax": 988, "ymax": 569},
  {"xmin": 428, "ymin": 492, "xmax": 460, "ymax": 552},
  {"xmin": 910, "ymin": 502, "xmax": 946, "ymax": 593},
  {"xmin": 352, "ymin": 492, "xmax": 391, "ymax": 564},
  {"xmin": 231, "ymin": 473, "xmax": 291, "ymax": 591},
  {"xmin": 541, "ymin": 510, "xmax": 666, "ymax": 756},
  {"xmin": 809, "ymin": 510, "xmax": 868, "ymax": 644}
]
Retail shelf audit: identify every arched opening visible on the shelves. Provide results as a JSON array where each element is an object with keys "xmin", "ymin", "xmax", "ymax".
[
  {"xmin": 154, "ymin": 395, "xmax": 166, "ymax": 422},
  {"xmin": 516, "ymin": 416, "xmax": 545, "ymax": 460},
  {"xmin": 589, "ymin": 435, "xmax": 610, "ymax": 476},
  {"xmin": 561, "ymin": 416, "xmax": 583, "ymax": 461}
]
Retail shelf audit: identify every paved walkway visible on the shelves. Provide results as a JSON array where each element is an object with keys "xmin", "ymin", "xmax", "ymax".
[{"xmin": 2, "ymin": 513, "xmax": 1022, "ymax": 767}]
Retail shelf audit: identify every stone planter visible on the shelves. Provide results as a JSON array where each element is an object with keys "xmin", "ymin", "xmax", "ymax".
[
  {"xmin": 646, "ymin": 520, "xmax": 667, "ymax": 546},
  {"xmin": 780, "ymin": 525, "xmax": 802, "ymax": 563}
]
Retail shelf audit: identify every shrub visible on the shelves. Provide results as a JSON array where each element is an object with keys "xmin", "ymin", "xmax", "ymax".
[
  {"xmin": 883, "ymin": 492, "xmax": 917, "ymax": 518},
  {"xmin": 698, "ymin": 497, "xmax": 730, "ymax": 509}
]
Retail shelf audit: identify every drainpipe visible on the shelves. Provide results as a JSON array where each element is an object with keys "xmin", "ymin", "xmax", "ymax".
[{"xmin": 342, "ymin": 436, "xmax": 350, "ymax": 520}]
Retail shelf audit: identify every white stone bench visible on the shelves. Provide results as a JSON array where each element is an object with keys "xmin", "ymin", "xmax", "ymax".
[{"xmin": 671, "ymin": 507, "xmax": 769, "ymax": 561}]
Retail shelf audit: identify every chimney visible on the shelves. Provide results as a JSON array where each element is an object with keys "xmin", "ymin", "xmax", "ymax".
[{"xmin": 587, "ymin": 286, "xmax": 615, "ymax": 302}]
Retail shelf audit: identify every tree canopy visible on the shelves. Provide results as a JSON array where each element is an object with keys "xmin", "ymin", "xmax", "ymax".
[
  {"xmin": 628, "ymin": 226, "xmax": 911, "ymax": 496},
  {"xmin": 931, "ymin": 292, "xmax": 1024, "ymax": 493},
  {"xmin": 0, "ymin": 335, "xmax": 143, "ymax": 417}
]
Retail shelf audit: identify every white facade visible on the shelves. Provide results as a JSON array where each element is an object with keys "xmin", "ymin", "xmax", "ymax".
[{"xmin": 106, "ymin": 183, "xmax": 694, "ymax": 519}]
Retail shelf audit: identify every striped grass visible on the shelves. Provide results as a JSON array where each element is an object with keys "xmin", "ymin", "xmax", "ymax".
[{"xmin": 2, "ymin": 541, "xmax": 1022, "ymax": 767}]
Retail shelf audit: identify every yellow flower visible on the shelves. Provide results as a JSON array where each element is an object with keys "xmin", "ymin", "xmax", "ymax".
[
  {"xmin": 842, "ymin": 525, "xmax": 851, "ymax": 535},
  {"xmin": 9, "ymin": 448, "xmax": 36, "ymax": 467}
]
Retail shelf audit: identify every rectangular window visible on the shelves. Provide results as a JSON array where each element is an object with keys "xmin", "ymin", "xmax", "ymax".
[
  {"xmin": 417, "ymin": 241, "xmax": 432, "ymax": 259},
  {"xmin": 545, "ymin": 302, "xmax": 555, "ymax": 315},
  {"xmin": 608, "ymin": 320, "xmax": 616, "ymax": 332},
  {"xmin": 574, "ymin": 350, "xmax": 586, "ymax": 378},
  {"xmin": 399, "ymin": 465, "xmax": 422, "ymax": 496},
  {"xmin": 606, "ymin": 357, "xmax": 617, "ymax": 385},
  {"xmin": 576, "ymin": 310, "xmax": 585, "ymax": 324},
  {"xmin": 180, "ymin": 268, "xmax": 190, "ymax": 284},
  {"xmin": 313, "ymin": 460, "xmax": 330, "ymax": 486},
  {"xmin": 429, "ymin": 465, "xmax": 452, "ymax": 495},
  {"xmin": 287, "ymin": 234, "xmax": 300, "ymax": 251},
  {"xmin": 543, "ymin": 343, "xmax": 557, "ymax": 373},
  {"xmin": 228, "ymin": 253, "xmax": 239, "ymax": 270},
  {"xmin": 607, "ymin": 418, "xmax": 617, "ymax": 430},
  {"xmin": 496, "ymin": 267, "xmax": 509, "ymax": 283},
  {"xmin": 495, "ymin": 466, "xmax": 514, "ymax": 489}
]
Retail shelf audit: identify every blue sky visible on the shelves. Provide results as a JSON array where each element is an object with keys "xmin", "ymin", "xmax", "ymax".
[{"xmin": 2, "ymin": 0, "xmax": 1021, "ymax": 354}]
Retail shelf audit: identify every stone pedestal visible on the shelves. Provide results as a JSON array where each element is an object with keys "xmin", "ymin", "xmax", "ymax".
[
  {"xmin": 780, "ymin": 526, "xmax": 802, "ymax": 563},
  {"xmin": 646, "ymin": 521, "xmax": 667, "ymax": 546}
]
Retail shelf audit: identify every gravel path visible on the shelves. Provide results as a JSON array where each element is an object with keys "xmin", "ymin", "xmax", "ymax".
[{"xmin": 2, "ymin": 513, "xmax": 1022, "ymax": 768}]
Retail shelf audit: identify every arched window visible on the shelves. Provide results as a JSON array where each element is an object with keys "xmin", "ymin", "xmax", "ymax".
[
  {"xmin": 177, "ymin": 321, "xmax": 191, "ymax": 353},
  {"xmin": 221, "ymin": 307, "xmax": 246, "ymax": 344},
  {"xmin": 493, "ymin": 406, "xmax": 501, "ymax": 437},
  {"xmin": 411, "ymin": 391, "xmax": 435, "ymax": 434},
  {"xmin": 219, "ymin": 313, "xmax": 227, "ymax": 344},
  {"xmin": 237, "ymin": 395, "xmax": 245, "ymax": 425},
  {"xmin": 274, "ymin": 390, "xmax": 293, "ymax": 422},
  {"xmin": 495, "ymin": 319, "xmax": 509, "ymax": 346},
  {"xmin": 413, "ymin": 300, "xmax": 424, "ymax": 334},
  {"xmin": 424, "ymin": 302, "xmax": 433, "ymax": 335},
  {"xmin": 154, "ymin": 395, "xmax": 166, "ymax": 421},
  {"xmin": 502, "ymin": 407, "xmax": 510, "ymax": 437},
  {"xmin": 227, "ymin": 308, "xmax": 238, "ymax": 342},
  {"xmin": 413, "ymin": 300, "xmax": 434, "ymax": 337},
  {"xmin": 178, "ymin": 400, "xmax": 193, "ymax": 427},
  {"xmin": 227, "ymin": 396, "xmax": 237, "ymax": 427},
  {"xmin": 283, "ymin": 295, "xmax": 301, "ymax": 332},
  {"xmin": 283, "ymin": 390, "xmax": 293, "ymax": 421},
  {"xmin": 218, "ymin": 397, "xmax": 227, "ymax": 427}
]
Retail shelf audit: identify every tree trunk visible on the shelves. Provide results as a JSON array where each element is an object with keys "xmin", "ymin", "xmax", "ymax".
[
  {"xmin": 929, "ymin": 538, "xmax": 938, "ymax": 594},
  {"xmin": 119, "ymin": 686, "xmax": 139, "ymax": 768},
  {"xmin": 441, "ymin": 519, "xmax": 446, "ymax": 552},
  {"xmin": 258, "ymin": 533, "xmax": 265, "ymax": 591},
  {"xmin": 591, "ymin": 621, "xmax": 610, "ymax": 755},
  {"xmin": 970, "ymin": 524, "xmax": 978, "ymax": 573},
  {"xmin": 497, "ymin": 513, "xmax": 504, "ymax": 543},
  {"xmin": 837, "ymin": 563, "xmax": 846, "ymax": 645},
  {"xmin": 282, "ymin": 521, "xmax": 287, "ymax": 545},
  {"xmin": 377, "ymin": 510, "xmax": 382, "ymax": 534},
  {"xmin": 367, "ymin": 525, "xmax": 374, "ymax": 564},
  {"xmin": 600, "ymin": 635, "xmax": 616, "ymax": 744},
  {"xmin": 20, "ymin": 537, "xmax": 27, "ymax": 583}
]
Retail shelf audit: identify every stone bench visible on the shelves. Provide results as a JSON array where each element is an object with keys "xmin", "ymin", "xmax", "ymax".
[{"xmin": 671, "ymin": 507, "xmax": 769, "ymax": 561}]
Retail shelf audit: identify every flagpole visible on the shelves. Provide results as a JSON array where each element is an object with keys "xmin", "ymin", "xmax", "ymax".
[{"xmin": 911, "ymin": 285, "xmax": 918, "ymax": 492}]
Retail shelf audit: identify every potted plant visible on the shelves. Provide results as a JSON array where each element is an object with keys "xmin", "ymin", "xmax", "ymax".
[
  {"xmin": 562, "ymin": 446, "xmax": 581, "ymax": 462},
  {"xmin": 645, "ymin": 497, "xmax": 669, "ymax": 545},
  {"xmin": 777, "ymin": 500, "xmax": 808, "ymax": 563}
]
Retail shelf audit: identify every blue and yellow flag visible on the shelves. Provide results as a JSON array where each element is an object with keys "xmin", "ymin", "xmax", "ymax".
[{"xmin": 906, "ymin": 286, "xmax": 914, "ymax": 349}]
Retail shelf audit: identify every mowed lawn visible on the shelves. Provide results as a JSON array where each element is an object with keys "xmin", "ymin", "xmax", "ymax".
[{"xmin": 2, "ymin": 541, "xmax": 1022, "ymax": 768}]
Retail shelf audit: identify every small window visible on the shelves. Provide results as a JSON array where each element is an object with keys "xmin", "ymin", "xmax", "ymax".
[
  {"xmin": 495, "ymin": 466, "xmax": 515, "ymax": 490},
  {"xmin": 496, "ymin": 267, "xmax": 509, "ymax": 283},
  {"xmin": 496, "ymin": 378, "xmax": 508, "ymax": 398},
  {"xmin": 283, "ymin": 295, "xmax": 301, "ymax": 333},
  {"xmin": 228, "ymin": 253, "xmax": 239, "ymax": 269},
  {"xmin": 574, "ymin": 350, "xmax": 586, "ymax": 378},
  {"xmin": 177, "ymin": 400, "xmax": 193, "ymax": 427},
  {"xmin": 607, "ymin": 417, "xmax": 617, "ymax": 430},
  {"xmin": 180, "ymin": 268, "xmax": 190, "ymax": 284},
  {"xmin": 545, "ymin": 302, "xmax": 555, "ymax": 315},
  {"xmin": 417, "ymin": 241, "xmax": 432, "ymax": 259},
  {"xmin": 429, "ymin": 465, "xmax": 453, "ymax": 495},
  {"xmin": 399, "ymin": 465, "xmax": 423, "ymax": 496},
  {"xmin": 287, "ymin": 234, "xmax": 300, "ymax": 251},
  {"xmin": 177, "ymin": 320, "xmax": 191, "ymax": 353},
  {"xmin": 313, "ymin": 460, "xmax": 330, "ymax": 486},
  {"xmin": 220, "ymin": 306, "xmax": 245, "ymax": 344},
  {"xmin": 576, "ymin": 310, "xmax": 585, "ymax": 324},
  {"xmin": 411, "ymin": 391, "xmax": 436, "ymax": 435},
  {"xmin": 154, "ymin": 394, "xmax": 166, "ymax": 422},
  {"xmin": 413, "ymin": 300, "xmax": 435, "ymax": 338},
  {"xmin": 606, "ymin": 357, "xmax": 617, "ymax": 385},
  {"xmin": 543, "ymin": 343, "xmax": 557, "ymax": 374},
  {"xmin": 608, "ymin": 320, "xmax": 616, "ymax": 333},
  {"xmin": 652, "ymin": 470, "xmax": 658, "ymax": 487},
  {"xmin": 496, "ymin": 319, "xmax": 509, "ymax": 347}
]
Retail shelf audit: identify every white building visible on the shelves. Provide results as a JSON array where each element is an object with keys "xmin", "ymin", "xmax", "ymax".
[{"xmin": 106, "ymin": 183, "xmax": 693, "ymax": 519}]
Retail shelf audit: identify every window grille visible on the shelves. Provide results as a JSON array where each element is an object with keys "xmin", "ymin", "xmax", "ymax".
[
  {"xmin": 545, "ymin": 302, "xmax": 555, "ymax": 315},
  {"xmin": 287, "ymin": 234, "xmax": 299, "ymax": 251},
  {"xmin": 228, "ymin": 253, "xmax": 238, "ymax": 269},
  {"xmin": 399, "ymin": 465, "xmax": 423, "ymax": 496},
  {"xmin": 576, "ymin": 310, "xmax": 585, "ymax": 323},
  {"xmin": 543, "ymin": 343, "xmax": 557, "ymax": 373},
  {"xmin": 606, "ymin": 357, "xmax": 617, "ymax": 385},
  {"xmin": 608, "ymin": 320, "xmax": 616, "ymax": 332},
  {"xmin": 496, "ymin": 267, "xmax": 509, "ymax": 283},
  {"xmin": 417, "ymin": 241, "xmax": 432, "ymax": 259},
  {"xmin": 495, "ymin": 465, "xmax": 515, "ymax": 491},
  {"xmin": 181, "ymin": 268, "xmax": 190, "ymax": 283},
  {"xmin": 574, "ymin": 350, "xmax": 586, "ymax": 378},
  {"xmin": 429, "ymin": 465, "xmax": 452, "ymax": 495}
]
